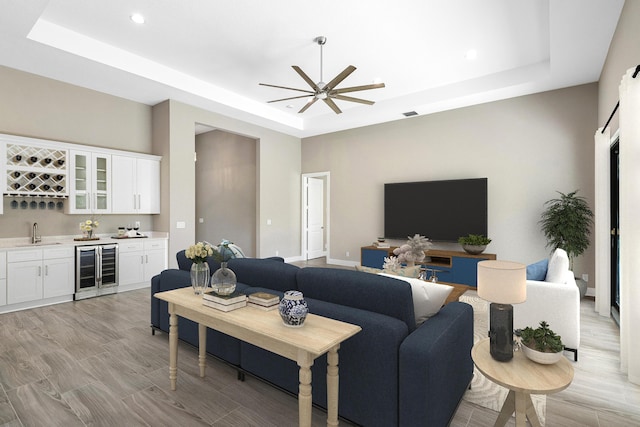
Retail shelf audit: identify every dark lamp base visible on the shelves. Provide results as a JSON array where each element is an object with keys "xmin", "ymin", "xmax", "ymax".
[{"xmin": 489, "ymin": 303, "xmax": 514, "ymax": 362}]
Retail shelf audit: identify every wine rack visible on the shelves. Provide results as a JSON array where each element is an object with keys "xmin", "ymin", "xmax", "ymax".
[{"xmin": 5, "ymin": 143, "xmax": 68, "ymax": 197}]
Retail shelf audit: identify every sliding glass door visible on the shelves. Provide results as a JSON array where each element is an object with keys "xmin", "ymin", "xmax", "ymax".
[{"xmin": 610, "ymin": 139, "xmax": 620, "ymax": 321}]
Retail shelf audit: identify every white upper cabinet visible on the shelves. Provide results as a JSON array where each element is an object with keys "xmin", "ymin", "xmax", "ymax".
[
  {"xmin": 111, "ymin": 155, "xmax": 160, "ymax": 214},
  {"xmin": 68, "ymin": 150, "xmax": 111, "ymax": 214}
]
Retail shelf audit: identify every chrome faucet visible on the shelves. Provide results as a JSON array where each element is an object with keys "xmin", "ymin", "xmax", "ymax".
[{"xmin": 32, "ymin": 222, "xmax": 41, "ymax": 244}]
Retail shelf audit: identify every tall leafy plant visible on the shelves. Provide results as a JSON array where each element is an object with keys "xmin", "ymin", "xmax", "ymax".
[{"xmin": 539, "ymin": 190, "xmax": 594, "ymax": 268}]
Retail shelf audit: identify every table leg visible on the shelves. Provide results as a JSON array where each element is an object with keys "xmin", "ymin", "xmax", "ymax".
[
  {"xmin": 494, "ymin": 390, "xmax": 541, "ymax": 427},
  {"xmin": 198, "ymin": 323, "xmax": 207, "ymax": 378},
  {"xmin": 524, "ymin": 395, "xmax": 542, "ymax": 427},
  {"xmin": 494, "ymin": 390, "xmax": 514, "ymax": 427},
  {"xmin": 168, "ymin": 302, "xmax": 178, "ymax": 391},
  {"xmin": 514, "ymin": 392, "xmax": 527, "ymax": 427},
  {"xmin": 326, "ymin": 345, "xmax": 340, "ymax": 427},
  {"xmin": 297, "ymin": 351, "xmax": 314, "ymax": 427}
]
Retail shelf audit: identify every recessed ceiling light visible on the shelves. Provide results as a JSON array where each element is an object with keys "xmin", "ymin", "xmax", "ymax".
[
  {"xmin": 464, "ymin": 49, "xmax": 478, "ymax": 60},
  {"xmin": 286, "ymin": 104, "xmax": 294, "ymax": 109},
  {"xmin": 130, "ymin": 13, "xmax": 145, "ymax": 24}
]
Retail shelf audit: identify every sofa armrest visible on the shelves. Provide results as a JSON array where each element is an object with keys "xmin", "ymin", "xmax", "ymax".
[
  {"xmin": 514, "ymin": 278, "xmax": 580, "ymax": 350},
  {"xmin": 399, "ymin": 301, "xmax": 474, "ymax": 427},
  {"xmin": 150, "ymin": 269, "xmax": 191, "ymax": 330}
]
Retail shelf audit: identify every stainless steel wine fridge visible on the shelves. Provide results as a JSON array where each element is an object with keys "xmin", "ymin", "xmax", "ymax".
[{"xmin": 75, "ymin": 244, "xmax": 119, "ymax": 300}]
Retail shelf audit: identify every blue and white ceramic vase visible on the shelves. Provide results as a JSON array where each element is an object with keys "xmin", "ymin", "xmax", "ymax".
[{"xmin": 279, "ymin": 290, "xmax": 308, "ymax": 327}]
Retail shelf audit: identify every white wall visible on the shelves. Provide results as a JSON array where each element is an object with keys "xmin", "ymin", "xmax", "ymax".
[{"xmin": 302, "ymin": 84, "xmax": 597, "ymax": 281}]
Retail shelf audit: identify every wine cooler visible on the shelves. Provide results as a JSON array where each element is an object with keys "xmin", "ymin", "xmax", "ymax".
[{"xmin": 75, "ymin": 244, "xmax": 119, "ymax": 300}]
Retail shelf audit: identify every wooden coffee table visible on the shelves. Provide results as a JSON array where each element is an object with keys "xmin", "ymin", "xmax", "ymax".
[
  {"xmin": 471, "ymin": 338, "xmax": 574, "ymax": 427},
  {"xmin": 154, "ymin": 287, "xmax": 361, "ymax": 427}
]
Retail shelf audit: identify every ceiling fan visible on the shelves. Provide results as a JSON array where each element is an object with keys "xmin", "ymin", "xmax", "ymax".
[{"xmin": 259, "ymin": 36, "xmax": 385, "ymax": 114}]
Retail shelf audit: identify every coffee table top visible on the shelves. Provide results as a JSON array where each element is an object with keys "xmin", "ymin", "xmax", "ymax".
[{"xmin": 472, "ymin": 338, "xmax": 574, "ymax": 394}]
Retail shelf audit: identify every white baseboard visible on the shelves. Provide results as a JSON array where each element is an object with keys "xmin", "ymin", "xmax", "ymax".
[{"xmin": 326, "ymin": 258, "xmax": 359, "ymax": 268}]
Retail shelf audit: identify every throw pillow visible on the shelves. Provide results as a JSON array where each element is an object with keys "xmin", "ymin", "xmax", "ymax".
[
  {"xmin": 526, "ymin": 259, "xmax": 548, "ymax": 281},
  {"xmin": 355, "ymin": 265, "xmax": 383, "ymax": 274},
  {"xmin": 378, "ymin": 273, "xmax": 453, "ymax": 326},
  {"xmin": 355, "ymin": 264, "xmax": 422, "ymax": 278},
  {"xmin": 545, "ymin": 248, "xmax": 569, "ymax": 283}
]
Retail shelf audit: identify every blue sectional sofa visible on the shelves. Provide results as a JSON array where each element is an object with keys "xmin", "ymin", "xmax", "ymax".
[{"xmin": 150, "ymin": 253, "xmax": 474, "ymax": 427}]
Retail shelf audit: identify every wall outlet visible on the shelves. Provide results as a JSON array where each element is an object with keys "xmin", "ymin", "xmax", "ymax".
[
  {"xmin": 176, "ymin": 221, "xmax": 186, "ymax": 229},
  {"xmin": 275, "ymin": 250, "xmax": 279, "ymax": 256},
  {"xmin": 267, "ymin": 219, "xmax": 272, "ymax": 225},
  {"xmin": 134, "ymin": 221, "xmax": 140, "ymax": 228},
  {"xmin": 346, "ymin": 251, "xmax": 350, "ymax": 257},
  {"xmin": 198, "ymin": 218, "xmax": 204, "ymax": 223},
  {"xmin": 582, "ymin": 273, "xmax": 589, "ymax": 282}
]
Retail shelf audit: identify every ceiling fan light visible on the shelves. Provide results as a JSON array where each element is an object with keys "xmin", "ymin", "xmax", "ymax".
[
  {"xmin": 130, "ymin": 13, "xmax": 145, "ymax": 24},
  {"xmin": 316, "ymin": 92, "xmax": 328, "ymax": 100}
]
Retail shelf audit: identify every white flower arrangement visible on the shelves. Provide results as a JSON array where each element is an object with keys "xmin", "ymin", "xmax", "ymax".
[
  {"xmin": 79, "ymin": 219, "xmax": 99, "ymax": 232},
  {"xmin": 185, "ymin": 242, "xmax": 214, "ymax": 264},
  {"xmin": 393, "ymin": 234, "xmax": 432, "ymax": 264},
  {"xmin": 383, "ymin": 256, "xmax": 402, "ymax": 271}
]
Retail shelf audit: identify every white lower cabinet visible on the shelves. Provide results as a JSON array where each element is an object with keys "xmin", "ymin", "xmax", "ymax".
[
  {"xmin": 143, "ymin": 239, "xmax": 167, "ymax": 282},
  {"xmin": 7, "ymin": 247, "xmax": 74, "ymax": 305},
  {"xmin": 118, "ymin": 241, "xmax": 145, "ymax": 286},
  {"xmin": 43, "ymin": 250, "xmax": 75, "ymax": 298},
  {"xmin": 0, "ymin": 251, "xmax": 7, "ymax": 306},
  {"xmin": 118, "ymin": 239, "xmax": 167, "ymax": 286}
]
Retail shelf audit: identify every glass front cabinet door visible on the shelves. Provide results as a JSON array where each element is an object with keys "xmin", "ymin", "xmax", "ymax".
[{"xmin": 68, "ymin": 150, "xmax": 111, "ymax": 214}]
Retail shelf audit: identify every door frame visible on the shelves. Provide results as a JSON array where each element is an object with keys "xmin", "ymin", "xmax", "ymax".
[
  {"xmin": 595, "ymin": 128, "xmax": 619, "ymax": 317},
  {"xmin": 301, "ymin": 172, "xmax": 330, "ymax": 261}
]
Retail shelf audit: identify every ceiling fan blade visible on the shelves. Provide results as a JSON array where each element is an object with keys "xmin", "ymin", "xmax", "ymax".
[
  {"xmin": 332, "ymin": 82, "xmax": 385, "ymax": 94},
  {"xmin": 332, "ymin": 94, "xmax": 375, "ymax": 105},
  {"xmin": 259, "ymin": 83, "xmax": 314, "ymax": 94},
  {"xmin": 324, "ymin": 65, "xmax": 356, "ymax": 91},
  {"xmin": 292, "ymin": 66, "xmax": 319, "ymax": 90},
  {"xmin": 299, "ymin": 97, "xmax": 318, "ymax": 113},
  {"xmin": 323, "ymin": 97, "xmax": 342, "ymax": 114},
  {"xmin": 267, "ymin": 94, "xmax": 313, "ymax": 103}
]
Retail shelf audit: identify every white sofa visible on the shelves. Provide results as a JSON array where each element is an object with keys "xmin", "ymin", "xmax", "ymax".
[{"xmin": 514, "ymin": 249, "xmax": 580, "ymax": 361}]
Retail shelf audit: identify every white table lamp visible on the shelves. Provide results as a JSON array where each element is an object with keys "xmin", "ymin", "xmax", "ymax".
[{"xmin": 477, "ymin": 260, "xmax": 526, "ymax": 362}]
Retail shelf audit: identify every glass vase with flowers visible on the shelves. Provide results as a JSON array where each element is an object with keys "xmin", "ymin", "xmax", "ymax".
[{"xmin": 185, "ymin": 242, "xmax": 213, "ymax": 295}]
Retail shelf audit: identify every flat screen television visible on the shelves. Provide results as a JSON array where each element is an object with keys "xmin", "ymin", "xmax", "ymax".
[{"xmin": 384, "ymin": 178, "xmax": 487, "ymax": 242}]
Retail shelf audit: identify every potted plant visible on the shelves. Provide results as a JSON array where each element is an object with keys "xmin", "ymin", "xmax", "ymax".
[
  {"xmin": 458, "ymin": 234, "xmax": 491, "ymax": 255},
  {"xmin": 517, "ymin": 321, "xmax": 564, "ymax": 364},
  {"xmin": 539, "ymin": 190, "xmax": 594, "ymax": 270}
]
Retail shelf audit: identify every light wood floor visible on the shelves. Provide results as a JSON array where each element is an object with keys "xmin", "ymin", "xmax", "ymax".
[{"xmin": 0, "ymin": 260, "xmax": 638, "ymax": 426}]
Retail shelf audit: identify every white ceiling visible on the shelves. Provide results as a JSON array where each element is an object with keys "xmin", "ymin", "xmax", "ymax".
[{"xmin": 0, "ymin": 0, "xmax": 624, "ymax": 138}]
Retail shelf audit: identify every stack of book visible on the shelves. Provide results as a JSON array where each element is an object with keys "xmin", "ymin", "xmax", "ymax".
[
  {"xmin": 202, "ymin": 290, "xmax": 247, "ymax": 312},
  {"xmin": 247, "ymin": 292, "xmax": 280, "ymax": 311}
]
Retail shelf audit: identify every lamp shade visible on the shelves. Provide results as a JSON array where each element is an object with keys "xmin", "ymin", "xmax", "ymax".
[{"xmin": 477, "ymin": 260, "xmax": 526, "ymax": 304}]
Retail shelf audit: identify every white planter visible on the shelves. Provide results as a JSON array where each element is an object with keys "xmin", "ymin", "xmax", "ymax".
[{"xmin": 522, "ymin": 344, "xmax": 563, "ymax": 364}]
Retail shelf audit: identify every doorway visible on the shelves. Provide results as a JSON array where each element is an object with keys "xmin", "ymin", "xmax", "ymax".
[
  {"xmin": 301, "ymin": 172, "xmax": 329, "ymax": 261},
  {"xmin": 610, "ymin": 138, "xmax": 620, "ymax": 323}
]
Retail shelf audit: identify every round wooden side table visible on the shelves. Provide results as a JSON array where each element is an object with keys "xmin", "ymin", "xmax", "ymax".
[{"xmin": 471, "ymin": 338, "xmax": 574, "ymax": 427}]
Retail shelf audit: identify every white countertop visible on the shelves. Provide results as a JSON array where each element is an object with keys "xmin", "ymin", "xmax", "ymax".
[{"xmin": 0, "ymin": 231, "xmax": 168, "ymax": 249}]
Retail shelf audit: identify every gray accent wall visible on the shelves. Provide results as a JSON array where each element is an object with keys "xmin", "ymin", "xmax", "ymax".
[{"xmin": 195, "ymin": 130, "xmax": 257, "ymax": 257}]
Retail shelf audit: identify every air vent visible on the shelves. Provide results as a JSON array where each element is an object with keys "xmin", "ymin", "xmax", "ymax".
[{"xmin": 403, "ymin": 111, "xmax": 418, "ymax": 117}]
